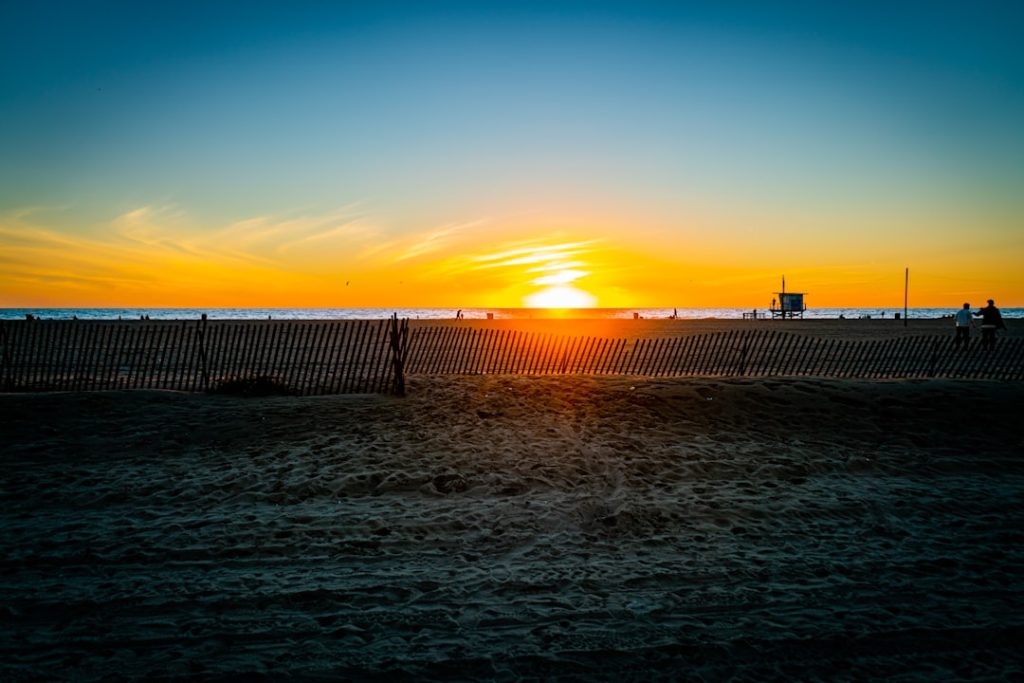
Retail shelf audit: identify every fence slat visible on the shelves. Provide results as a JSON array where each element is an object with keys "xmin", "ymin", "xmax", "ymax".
[
  {"xmin": 441, "ymin": 326, "xmax": 459, "ymax": 375},
  {"xmin": 532, "ymin": 334, "xmax": 549, "ymax": 375},
  {"xmin": 623, "ymin": 339, "xmax": 643, "ymax": 375},
  {"xmin": 608, "ymin": 338, "xmax": 628, "ymax": 375},
  {"xmin": 696, "ymin": 333, "xmax": 718, "ymax": 376},
  {"xmin": 585, "ymin": 339, "xmax": 598, "ymax": 376},
  {"xmin": 710, "ymin": 331, "xmax": 727, "ymax": 377},
  {"xmin": 370, "ymin": 319, "xmax": 388, "ymax": 390},
  {"xmin": 123, "ymin": 323, "xmax": 139, "ymax": 390},
  {"xmin": 205, "ymin": 323, "xmax": 223, "ymax": 386},
  {"xmin": 500, "ymin": 331, "xmax": 519, "ymax": 374},
  {"xmin": 240, "ymin": 322, "xmax": 260, "ymax": 384},
  {"xmin": 330, "ymin": 322, "xmax": 354, "ymax": 393},
  {"xmin": 403, "ymin": 325, "xmax": 428, "ymax": 374},
  {"xmin": 473, "ymin": 329, "xmax": 492, "ymax": 375},
  {"xmin": 365, "ymin": 320, "xmax": 389, "ymax": 393},
  {"xmin": 645, "ymin": 338, "xmax": 664, "ymax": 377},
  {"xmin": 436, "ymin": 325, "xmax": 456, "ymax": 374},
  {"xmin": 525, "ymin": 332, "xmax": 543, "ymax": 374},
  {"xmin": 344, "ymin": 321, "xmax": 366, "ymax": 392},
  {"xmin": 229, "ymin": 324, "xmax": 247, "ymax": 383},
  {"xmin": 100, "ymin": 324, "xmax": 119, "ymax": 390},
  {"xmin": 688, "ymin": 334, "xmax": 709, "ymax": 376},
  {"xmin": 434, "ymin": 326, "xmax": 455, "ymax": 375},
  {"xmin": 788, "ymin": 334, "xmax": 812, "ymax": 377},
  {"xmin": 156, "ymin": 324, "xmax": 173, "ymax": 389},
  {"xmin": 43, "ymin": 322, "xmax": 60, "ymax": 389},
  {"xmin": 311, "ymin": 323, "xmax": 336, "ymax": 395},
  {"xmin": 649, "ymin": 336, "xmax": 669, "ymax": 377},
  {"xmin": 777, "ymin": 332, "xmax": 800, "ymax": 377},
  {"xmin": 303, "ymin": 323, "xmax": 327, "ymax": 394}
]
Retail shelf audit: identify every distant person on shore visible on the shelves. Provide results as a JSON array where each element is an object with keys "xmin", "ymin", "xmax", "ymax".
[
  {"xmin": 455, "ymin": 309, "xmax": 463, "ymax": 320},
  {"xmin": 974, "ymin": 299, "xmax": 1006, "ymax": 349},
  {"xmin": 953, "ymin": 302, "xmax": 972, "ymax": 348}
]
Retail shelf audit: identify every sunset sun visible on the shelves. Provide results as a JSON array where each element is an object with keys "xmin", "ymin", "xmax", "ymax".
[
  {"xmin": 524, "ymin": 284, "xmax": 597, "ymax": 309},
  {"xmin": 524, "ymin": 259, "xmax": 598, "ymax": 308}
]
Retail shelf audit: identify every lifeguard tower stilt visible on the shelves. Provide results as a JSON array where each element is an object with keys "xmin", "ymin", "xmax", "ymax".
[{"xmin": 770, "ymin": 275, "xmax": 807, "ymax": 319}]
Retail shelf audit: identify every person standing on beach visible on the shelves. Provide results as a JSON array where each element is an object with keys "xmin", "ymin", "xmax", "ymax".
[
  {"xmin": 974, "ymin": 299, "xmax": 1006, "ymax": 349},
  {"xmin": 953, "ymin": 302, "xmax": 973, "ymax": 348}
]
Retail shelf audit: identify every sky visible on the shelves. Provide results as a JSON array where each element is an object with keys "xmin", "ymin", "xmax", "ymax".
[{"xmin": 2, "ymin": 1, "xmax": 1022, "ymax": 309}]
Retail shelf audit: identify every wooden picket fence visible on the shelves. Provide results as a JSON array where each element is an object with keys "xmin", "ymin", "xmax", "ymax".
[
  {"xmin": 0, "ymin": 317, "xmax": 409, "ymax": 395},
  {"xmin": 405, "ymin": 327, "xmax": 1024, "ymax": 381},
  {"xmin": 3, "ymin": 321, "xmax": 1022, "ymax": 395}
]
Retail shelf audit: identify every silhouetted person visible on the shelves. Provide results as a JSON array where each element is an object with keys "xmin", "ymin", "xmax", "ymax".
[
  {"xmin": 953, "ymin": 302, "xmax": 972, "ymax": 348},
  {"xmin": 974, "ymin": 299, "xmax": 1006, "ymax": 349}
]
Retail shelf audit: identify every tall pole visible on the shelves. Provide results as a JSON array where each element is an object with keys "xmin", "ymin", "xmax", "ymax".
[{"xmin": 904, "ymin": 267, "xmax": 909, "ymax": 327}]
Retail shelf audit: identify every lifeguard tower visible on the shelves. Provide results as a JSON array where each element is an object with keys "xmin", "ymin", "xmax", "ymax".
[{"xmin": 770, "ymin": 276, "xmax": 807, "ymax": 319}]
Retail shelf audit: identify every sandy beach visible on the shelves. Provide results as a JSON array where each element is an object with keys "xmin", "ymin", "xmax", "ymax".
[{"xmin": 3, "ymin": 330, "xmax": 1024, "ymax": 681}]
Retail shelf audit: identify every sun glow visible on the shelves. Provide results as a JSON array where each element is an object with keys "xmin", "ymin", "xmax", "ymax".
[{"xmin": 524, "ymin": 285, "xmax": 597, "ymax": 309}]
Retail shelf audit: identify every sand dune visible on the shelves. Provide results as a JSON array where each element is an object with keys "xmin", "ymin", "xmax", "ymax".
[{"xmin": 2, "ymin": 375, "xmax": 1023, "ymax": 680}]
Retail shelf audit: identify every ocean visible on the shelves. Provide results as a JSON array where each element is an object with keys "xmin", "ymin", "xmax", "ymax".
[{"xmin": 1, "ymin": 307, "xmax": 1022, "ymax": 321}]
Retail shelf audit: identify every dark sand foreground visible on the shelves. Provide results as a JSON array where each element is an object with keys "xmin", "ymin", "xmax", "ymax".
[{"xmin": 2, "ymin": 376, "xmax": 1024, "ymax": 681}]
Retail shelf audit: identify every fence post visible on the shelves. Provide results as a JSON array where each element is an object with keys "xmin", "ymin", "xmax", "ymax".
[
  {"xmin": 738, "ymin": 333, "xmax": 749, "ymax": 376},
  {"xmin": 197, "ymin": 314, "xmax": 210, "ymax": 390},
  {"xmin": 0, "ymin": 321, "xmax": 10, "ymax": 390},
  {"xmin": 389, "ymin": 314, "xmax": 406, "ymax": 396},
  {"xmin": 927, "ymin": 338, "xmax": 938, "ymax": 378}
]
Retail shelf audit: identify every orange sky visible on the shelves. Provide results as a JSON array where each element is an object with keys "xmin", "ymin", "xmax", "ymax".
[{"xmin": 2, "ymin": 204, "xmax": 1021, "ymax": 309}]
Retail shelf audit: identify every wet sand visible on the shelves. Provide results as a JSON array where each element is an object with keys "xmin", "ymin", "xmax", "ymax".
[{"xmin": 2, "ymin": 374, "xmax": 1023, "ymax": 680}]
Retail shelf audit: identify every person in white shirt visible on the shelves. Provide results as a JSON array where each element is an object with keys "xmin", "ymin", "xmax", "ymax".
[{"xmin": 953, "ymin": 302, "xmax": 973, "ymax": 348}]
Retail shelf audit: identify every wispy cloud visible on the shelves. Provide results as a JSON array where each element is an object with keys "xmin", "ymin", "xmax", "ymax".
[
  {"xmin": 470, "ymin": 240, "xmax": 597, "ymax": 270},
  {"xmin": 416, "ymin": 236, "xmax": 606, "ymax": 290},
  {"xmin": 107, "ymin": 203, "xmax": 381, "ymax": 266},
  {"xmin": 0, "ymin": 202, "xmax": 391, "ymax": 304},
  {"xmin": 392, "ymin": 219, "xmax": 489, "ymax": 263}
]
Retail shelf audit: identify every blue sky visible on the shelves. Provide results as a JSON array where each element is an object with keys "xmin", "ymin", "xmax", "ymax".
[{"xmin": 2, "ymin": 1, "xmax": 1022, "ymax": 306}]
